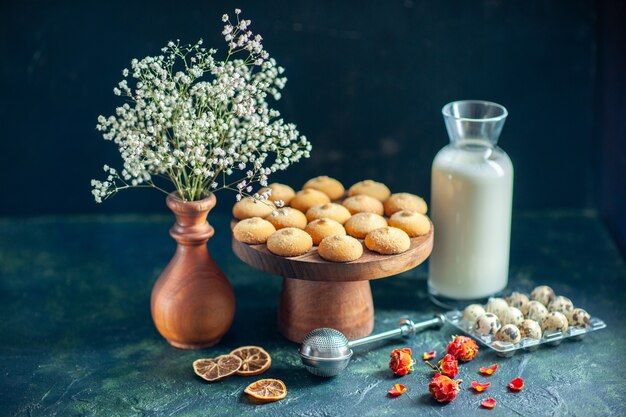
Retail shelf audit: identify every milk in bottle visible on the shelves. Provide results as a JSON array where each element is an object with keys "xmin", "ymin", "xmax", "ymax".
[{"xmin": 428, "ymin": 100, "xmax": 513, "ymax": 307}]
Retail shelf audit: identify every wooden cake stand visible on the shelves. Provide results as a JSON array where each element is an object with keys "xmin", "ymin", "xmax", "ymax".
[{"xmin": 231, "ymin": 220, "xmax": 433, "ymax": 343}]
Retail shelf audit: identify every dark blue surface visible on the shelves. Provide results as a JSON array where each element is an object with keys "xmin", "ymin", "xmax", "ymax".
[{"xmin": 1, "ymin": 211, "xmax": 625, "ymax": 416}]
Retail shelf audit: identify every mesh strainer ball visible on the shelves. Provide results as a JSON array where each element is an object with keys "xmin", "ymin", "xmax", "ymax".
[
  {"xmin": 299, "ymin": 328, "xmax": 353, "ymax": 377},
  {"xmin": 298, "ymin": 315, "xmax": 445, "ymax": 377}
]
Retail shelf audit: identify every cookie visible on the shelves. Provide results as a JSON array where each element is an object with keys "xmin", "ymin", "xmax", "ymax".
[
  {"xmin": 348, "ymin": 179, "xmax": 391, "ymax": 202},
  {"xmin": 342, "ymin": 195, "xmax": 384, "ymax": 215},
  {"xmin": 289, "ymin": 189, "xmax": 331, "ymax": 213},
  {"xmin": 364, "ymin": 226, "xmax": 411, "ymax": 255},
  {"xmin": 265, "ymin": 207, "xmax": 307, "ymax": 230},
  {"xmin": 318, "ymin": 234, "xmax": 364, "ymax": 262},
  {"xmin": 267, "ymin": 228, "xmax": 313, "ymax": 257},
  {"xmin": 305, "ymin": 218, "xmax": 346, "ymax": 245},
  {"xmin": 233, "ymin": 217, "xmax": 277, "ymax": 244},
  {"xmin": 388, "ymin": 210, "xmax": 430, "ymax": 237},
  {"xmin": 384, "ymin": 193, "xmax": 428, "ymax": 216},
  {"xmin": 306, "ymin": 203, "xmax": 352, "ymax": 224},
  {"xmin": 232, "ymin": 197, "xmax": 276, "ymax": 220},
  {"xmin": 258, "ymin": 183, "xmax": 296, "ymax": 205},
  {"xmin": 303, "ymin": 176, "xmax": 345, "ymax": 200},
  {"xmin": 344, "ymin": 213, "xmax": 388, "ymax": 239}
]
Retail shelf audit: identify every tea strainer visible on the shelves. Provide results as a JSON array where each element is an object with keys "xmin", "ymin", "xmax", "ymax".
[{"xmin": 299, "ymin": 314, "xmax": 445, "ymax": 377}]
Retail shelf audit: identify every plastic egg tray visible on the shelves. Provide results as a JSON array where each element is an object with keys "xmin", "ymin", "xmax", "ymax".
[{"xmin": 444, "ymin": 310, "xmax": 607, "ymax": 357}]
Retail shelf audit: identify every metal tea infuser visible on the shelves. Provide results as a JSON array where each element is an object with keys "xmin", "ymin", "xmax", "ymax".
[{"xmin": 299, "ymin": 314, "xmax": 446, "ymax": 377}]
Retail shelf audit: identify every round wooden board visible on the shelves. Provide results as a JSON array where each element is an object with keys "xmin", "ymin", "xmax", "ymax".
[{"xmin": 231, "ymin": 219, "xmax": 433, "ymax": 282}]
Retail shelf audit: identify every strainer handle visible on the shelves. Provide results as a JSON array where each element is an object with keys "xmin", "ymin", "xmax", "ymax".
[{"xmin": 348, "ymin": 314, "xmax": 445, "ymax": 348}]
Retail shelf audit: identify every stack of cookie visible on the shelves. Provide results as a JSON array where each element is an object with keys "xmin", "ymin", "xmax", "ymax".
[{"xmin": 232, "ymin": 176, "xmax": 431, "ymax": 263}]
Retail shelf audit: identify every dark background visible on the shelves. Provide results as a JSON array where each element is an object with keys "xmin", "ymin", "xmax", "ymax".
[{"xmin": 1, "ymin": 0, "xmax": 624, "ymax": 251}]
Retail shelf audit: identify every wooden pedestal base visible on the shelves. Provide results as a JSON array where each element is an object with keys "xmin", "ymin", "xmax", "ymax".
[
  {"xmin": 278, "ymin": 278, "xmax": 374, "ymax": 343},
  {"xmin": 231, "ymin": 218, "xmax": 433, "ymax": 345}
]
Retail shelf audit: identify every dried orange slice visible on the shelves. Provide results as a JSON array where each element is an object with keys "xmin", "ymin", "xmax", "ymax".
[
  {"xmin": 230, "ymin": 346, "xmax": 272, "ymax": 376},
  {"xmin": 193, "ymin": 355, "xmax": 242, "ymax": 382},
  {"xmin": 244, "ymin": 378, "xmax": 287, "ymax": 402}
]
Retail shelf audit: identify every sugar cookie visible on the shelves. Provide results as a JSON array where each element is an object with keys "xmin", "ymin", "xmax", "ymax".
[
  {"xmin": 344, "ymin": 213, "xmax": 387, "ymax": 239},
  {"xmin": 384, "ymin": 192, "xmax": 428, "ymax": 216},
  {"xmin": 267, "ymin": 227, "xmax": 313, "ymax": 257},
  {"xmin": 232, "ymin": 197, "xmax": 276, "ymax": 220},
  {"xmin": 289, "ymin": 189, "xmax": 331, "ymax": 213},
  {"xmin": 348, "ymin": 179, "xmax": 391, "ymax": 202},
  {"xmin": 258, "ymin": 183, "xmax": 296, "ymax": 205},
  {"xmin": 342, "ymin": 195, "xmax": 384, "ymax": 215},
  {"xmin": 303, "ymin": 176, "xmax": 345, "ymax": 200},
  {"xmin": 388, "ymin": 210, "xmax": 430, "ymax": 237},
  {"xmin": 318, "ymin": 234, "xmax": 364, "ymax": 262},
  {"xmin": 233, "ymin": 217, "xmax": 276, "ymax": 244},
  {"xmin": 305, "ymin": 218, "xmax": 346, "ymax": 245},
  {"xmin": 306, "ymin": 203, "xmax": 352, "ymax": 224},
  {"xmin": 364, "ymin": 226, "xmax": 411, "ymax": 255},
  {"xmin": 265, "ymin": 207, "xmax": 307, "ymax": 230}
]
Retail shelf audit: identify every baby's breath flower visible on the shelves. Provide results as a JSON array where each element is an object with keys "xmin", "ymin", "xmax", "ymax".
[{"xmin": 92, "ymin": 8, "xmax": 311, "ymax": 203}]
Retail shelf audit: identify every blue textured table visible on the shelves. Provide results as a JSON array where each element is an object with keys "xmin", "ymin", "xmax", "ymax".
[{"xmin": 1, "ymin": 211, "xmax": 625, "ymax": 416}]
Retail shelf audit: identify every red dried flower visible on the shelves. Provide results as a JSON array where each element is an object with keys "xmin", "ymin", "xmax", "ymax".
[
  {"xmin": 387, "ymin": 383, "xmax": 407, "ymax": 397},
  {"xmin": 422, "ymin": 350, "xmax": 436, "ymax": 361},
  {"xmin": 471, "ymin": 381, "xmax": 491, "ymax": 392},
  {"xmin": 389, "ymin": 348, "xmax": 414, "ymax": 376},
  {"xmin": 446, "ymin": 335, "xmax": 479, "ymax": 362},
  {"xmin": 437, "ymin": 354, "xmax": 459, "ymax": 378},
  {"xmin": 508, "ymin": 377, "xmax": 524, "ymax": 391},
  {"xmin": 481, "ymin": 397, "xmax": 497, "ymax": 409},
  {"xmin": 479, "ymin": 363, "xmax": 499, "ymax": 376},
  {"xmin": 428, "ymin": 373, "xmax": 461, "ymax": 403}
]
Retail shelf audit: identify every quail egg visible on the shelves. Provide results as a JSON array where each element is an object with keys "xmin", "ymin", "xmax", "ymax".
[
  {"xmin": 462, "ymin": 304, "xmax": 486, "ymax": 323},
  {"xmin": 494, "ymin": 324, "xmax": 522, "ymax": 344},
  {"xmin": 530, "ymin": 285, "xmax": 555, "ymax": 306},
  {"xmin": 541, "ymin": 311, "xmax": 569, "ymax": 333},
  {"xmin": 500, "ymin": 306, "xmax": 524, "ymax": 326},
  {"xmin": 519, "ymin": 319, "xmax": 542, "ymax": 339},
  {"xmin": 485, "ymin": 298, "xmax": 509, "ymax": 320},
  {"xmin": 475, "ymin": 312, "xmax": 501, "ymax": 336},
  {"xmin": 525, "ymin": 300, "xmax": 548, "ymax": 322},
  {"xmin": 567, "ymin": 308, "xmax": 591, "ymax": 327},
  {"xmin": 548, "ymin": 295, "xmax": 574, "ymax": 315},
  {"xmin": 506, "ymin": 292, "xmax": 530, "ymax": 311}
]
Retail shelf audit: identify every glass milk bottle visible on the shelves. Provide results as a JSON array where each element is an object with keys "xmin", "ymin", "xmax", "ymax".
[{"xmin": 428, "ymin": 100, "xmax": 513, "ymax": 308}]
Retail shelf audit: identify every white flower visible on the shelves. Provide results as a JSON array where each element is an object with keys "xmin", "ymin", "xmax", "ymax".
[{"xmin": 92, "ymin": 9, "xmax": 311, "ymax": 204}]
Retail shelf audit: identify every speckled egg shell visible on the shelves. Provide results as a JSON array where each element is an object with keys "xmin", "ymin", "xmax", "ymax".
[
  {"xmin": 501, "ymin": 307, "xmax": 524, "ymax": 327},
  {"xmin": 530, "ymin": 285, "xmax": 555, "ymax": 306},
  {"xmin": 507, "ymin": 292, "xmax": 530, "ymax": 311},
  {"xmin": 525, "ymin": 300, "xmax": 548, "ymax": 322},
  {"xmin": 462, "ymin": 304, "xmax": 486, "ymax": 323},
  {"xmin": 495, "ymin": 324, "xmax": 522, "ymax": 344},
  {"xmin": 519, "ymin": 319, "xmax": 542, "ymax": 339},
  {"xmin": 541, "ymin": 311, "xmax": 569, "ymax": 333},
  {"xmin": 485, "ymin": 298, "xmax": 509, "ymax": 320},
  {"xmin": 548, "ymin": 295, "xmax": 574, "ymax": 315},
  {"xmin": 475, "ymin": 313, "xmax": 501, "ymax": 336},
  {"xmin": 568, "ymin": 308, "xmax": 591, "ymax": 327}
]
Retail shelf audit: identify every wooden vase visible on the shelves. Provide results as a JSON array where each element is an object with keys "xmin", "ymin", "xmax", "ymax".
[{"xmin": 151, "ymin": 193, "xmax": 235, "ymax": 349}]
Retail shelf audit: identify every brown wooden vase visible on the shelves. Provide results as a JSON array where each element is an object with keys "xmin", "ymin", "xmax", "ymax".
[{"xmin": 151, "ymin": 193, "xmax": 235, "ymax": 349}]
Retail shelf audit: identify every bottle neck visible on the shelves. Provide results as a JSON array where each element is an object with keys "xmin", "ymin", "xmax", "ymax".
[{"xmin": 451, "ymin": 138, "xmax": 496, "ymax": 151}]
